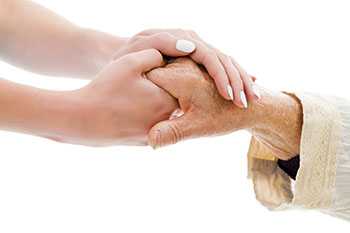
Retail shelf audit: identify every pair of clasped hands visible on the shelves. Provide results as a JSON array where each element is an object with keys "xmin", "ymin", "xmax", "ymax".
[
  {"xmin": 36, "ymin": 28, "xmax": 296, "ymax": 154},
  {"xmin": 54, "ymin": 29, "xmax": 264, "ymax": 148}
]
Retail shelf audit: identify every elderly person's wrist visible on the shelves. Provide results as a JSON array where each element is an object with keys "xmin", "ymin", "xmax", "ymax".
[{"xmin": 248, "ymin": 87, "xmax": 303, "ymax": 160}]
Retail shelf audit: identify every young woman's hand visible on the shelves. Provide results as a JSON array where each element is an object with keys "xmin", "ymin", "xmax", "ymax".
[
  {"xmin": 113, "ymin": 28, "xmax": 259, "ymax": 108},
  {"xmin": 49, "ymin": 49, "xmax": 177, "ymax": 146}
]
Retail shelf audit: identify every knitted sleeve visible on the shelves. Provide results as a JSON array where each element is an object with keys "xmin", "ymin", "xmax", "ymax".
[{"xmin": 247, "ymin": 93, "xmax": 350, "ymax": 221}]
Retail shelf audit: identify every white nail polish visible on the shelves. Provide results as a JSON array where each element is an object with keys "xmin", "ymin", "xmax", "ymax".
[
  {"xmin": 176, "ymin": 39, "xmax": 196, "ymax": 53},
  {"xmin": 252, "ymin": 85, "xmax": 261, "ymax": 99},
  {"xmin": 240, "ymin": 91, "xmax": 248, "ymax": 108},
  {"xmin": 226, "ymin": 85, "xmax": 234, "ymax": 100}
]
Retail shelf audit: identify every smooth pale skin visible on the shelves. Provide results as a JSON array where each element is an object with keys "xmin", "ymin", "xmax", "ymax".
[
  {"xmin": 0, "ymin": 0, "xmax": 124, "ymax": 78},
  {"xmin": 147, "ymin": 58, "xmax": 302, "ymax": 160},
  {"xmin": 0, "ymin": 49, "xmax": 178, "ymax": 146}
]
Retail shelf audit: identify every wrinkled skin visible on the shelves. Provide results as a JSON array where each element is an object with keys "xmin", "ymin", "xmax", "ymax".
[{"xmin": 147, "ymin": 58, "xmax": 302, "ymax": 160}]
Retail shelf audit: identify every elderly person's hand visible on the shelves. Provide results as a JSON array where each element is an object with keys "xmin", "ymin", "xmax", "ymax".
[{"xmin": 147, "ymin": 58, "xmax": 302, "ymax": 161}]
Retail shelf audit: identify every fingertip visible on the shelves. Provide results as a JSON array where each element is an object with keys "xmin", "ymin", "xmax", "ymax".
[
  {"xmin": 147, "ymin": 48, "xmax": 163, "ymax": 60},
  {"xmin": 226, "ymin": 85, "xmax": 234, "ymax": 101},
  {"xmin": 240, "ymin": 90, "xmax": 248, "ymax": 108},
  {"xmin": 150, "ymin": 144, "xmax": 160, "ymax": 150},
  {"xmin": 148, "ymin": 128, "xmax": 161, "ymax": 149},
  {"xmin": 220, "ymin": 87, "xmax": 232, "ymax": 100},
  {"xmin": 176, "ymin": 39, "xmax": 196, "ymax": 53},
  {"xmin": 231, "ymin": 86, "xmax": 247, "ymax": 108},
  {"xmin": 233, "ymin": 98, "xmax": 244, "ymax": 109},
  {"xmin": 132, "ymin": 48, "xmax": 165, "ymax": 73},
  {"xmin": 242, "ymin": 76, "xmax": 260, "ymax": 102},
  {"xmin": 213, "ymin": 76, "xmax": 232, "ymax": 101},
  {"xmin": 252, "ymin": 84, "xmax": 262, "ymax": 100}
]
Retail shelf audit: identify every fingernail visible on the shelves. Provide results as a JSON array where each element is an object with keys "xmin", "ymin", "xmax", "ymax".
[
  {"xmin": 176, "ymin": 39, "xmax": 196, "ymax": 53},
  {"xmin": 252, "ymin": 85, "xmax": 261, "ymax": 100},
  {"xmin": 226, "ymin": 85, "xmax": 234, "ymax": 100},
  {"xmin": 240, "ymin": 91, "xmax": 248, "ymax": 108}
]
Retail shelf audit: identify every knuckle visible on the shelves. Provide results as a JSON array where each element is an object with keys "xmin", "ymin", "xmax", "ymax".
[
  {"xmin": 176, "ymin": 28, "xmax": 187, "ymax": 34},
  {"xmin": 232, "ymin": 78, "xmax": 244, "ymax": 90},
  {"xmin": 149, "ymin": 48, "xmax": 162, "ymax": 59},
  {"xmin": 136, "ymin": 29, "xmax": 152, "ymax": 36},
  {"xmin": 219, "ymin": 53, "xmax": 231, "ymax": 64},
  {"xmin": 202, "ymin": 50, "xmax": 217, "ymax": 63},
  {"xmin": 187, "ymin": 29, "xmax": 198, "ymax": 37},
  {"xmin": 121, "ymin": 54, "xmax": 139, "ymax": 66},
  {"xmin": 242, "ymin": 78, "xmax": 254, "ymax": 92},
  {"xmin": 168, "ymin": 28, "xmax": 187, "ymax": 37},
  {"xmin": 208, "ymin": 50, "xmax": 218, "ymax": 59},
  {"xmin": 242, "ymin": 74, "xmax": 253, "ymax": 84},
  {"xmin": 128, "ymin": 41, "xmax": 142, "ymax": 51},
  {"xmin": 129, "ymin": 34, "xmax": 142, "ymax": 43},
  {"xmin": 211, "ymin": 70, "xmax": 225, "ymax": 83},
  {"xmin": 152, "ymin": 32, "xmax": 172, "ymax": 44},
  {"xmin": 144, "ymin": 47, "xmax": 160, "ymax": 55}
]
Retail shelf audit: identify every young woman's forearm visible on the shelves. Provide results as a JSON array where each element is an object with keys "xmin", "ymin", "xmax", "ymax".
[
  {"xmin": 0, "ymin": 0, "xmax": 126, "ymax": 79},
  {"xmin": 0, "ymin": 50, "xmax": 178, "ymax": 146},
  {"xmin": 0, "ymin": 78, "xmax": 78, "ymax": 139}
]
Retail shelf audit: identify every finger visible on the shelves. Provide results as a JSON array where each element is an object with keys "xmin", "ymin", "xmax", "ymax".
[
  {"xmin": 189, "ymin": 39, "xmax": 231, "ymax": 100},
  {"xmin": 136, "ymin": 30, "xmax": 232, "ymax": 100},
  {"xmin": 136, "ymin": 28, "xmax": 163, "ymax": 36},
  {"xmin": 118, "ymin": 49, "xmax": 165, "ymax": 74},
  {"xmin": 147, "ymin": 67, "xmax": 177, "ymax": 96},
  {"xmin": 135, "ymin": 32, "xmax": 196, "ymax": 56},
  {"xmin": 186, "ymin": 32, "xmax": 247, "ymax": 103},
  {"xmin": 217, "ymin": 53, "xmax": 246, "ymax": 108},
  {"xmin": 147, "ymin": 60, "xmax": 198, "ymax": 100},
  {"xmin": 148, "ymin": 113, "xmax": 197, "ymax": 149},
  {"xmin": 231, "ymin": 57, "xmax": 260, "ymax": 101},
  {"xmin": 137, "ymin": 28, "xmax": 185, "ymax": 37}
]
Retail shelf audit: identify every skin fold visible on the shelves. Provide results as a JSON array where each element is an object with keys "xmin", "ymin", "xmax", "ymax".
[{"xmin": 147, "ymin": 58, "xmax": 303, "ymax": 160}]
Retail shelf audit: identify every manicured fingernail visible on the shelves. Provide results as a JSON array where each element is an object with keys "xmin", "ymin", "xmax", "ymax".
[
  {"xmin": 240, "ymin": 91, "xmax": 248, "ymax": 108},
  {"xmin": 226, "ymin": 85, "xmax": 234, "ymax": 100},
  {"xmin": 176, "ymin": 39, "xmax": 196, "ymax": 53},
  {"xmin": 252, "ymin": 85, "xmax": 261, "ymax": 99}
]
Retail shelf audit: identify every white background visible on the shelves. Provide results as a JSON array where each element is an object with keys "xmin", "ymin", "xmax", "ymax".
[{"xmin": 0, "ymin": 0, "xmax": 349, "ymax": 232}]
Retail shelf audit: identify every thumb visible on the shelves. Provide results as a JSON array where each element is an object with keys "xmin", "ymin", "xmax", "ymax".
[
  {"xmin": 117, "ymin": 49, "xmax": 165, "ymax": 74},
  {"xmin": 148, "ymin": 112, "xmax": 199, "ymax": 149}
]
